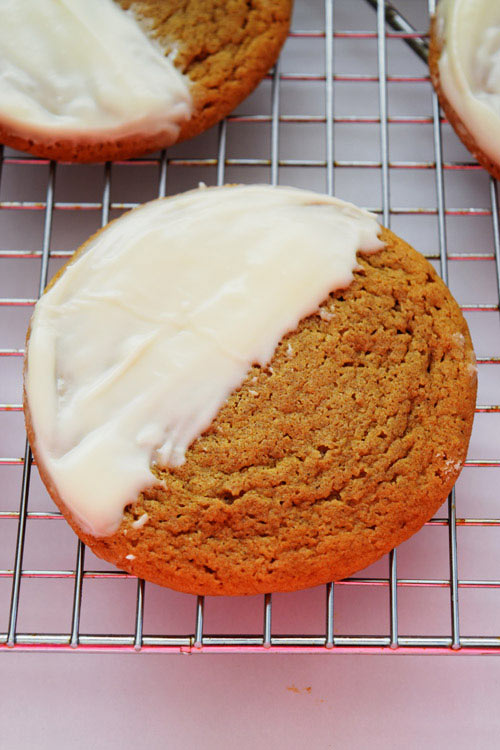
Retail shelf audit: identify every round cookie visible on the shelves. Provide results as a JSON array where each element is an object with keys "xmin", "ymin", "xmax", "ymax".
[
  {"xmin": 429, "ymin": 6, "xmax": 500, "ymax": 180},
  {"xmin": 24, "ymin": 190, "xmax": 476, "ymax": 597},
  {"xmin": 0, "ymin": 0, "xmax": 292, "ymax": 163}
]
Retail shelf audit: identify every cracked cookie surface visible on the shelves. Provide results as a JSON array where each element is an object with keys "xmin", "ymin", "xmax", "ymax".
[
  {"xmin": 119, "ymin": 0, "xmax": 292, "ymax": 145},
  {"xmin": 62, "ymin": 226, "xmax": 476, "ymax": 595}
]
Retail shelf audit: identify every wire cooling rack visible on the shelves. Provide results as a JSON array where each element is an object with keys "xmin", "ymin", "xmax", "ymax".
[{"xmin": 1, "ymin": 0, "xmax": 499, "ymax": 654}]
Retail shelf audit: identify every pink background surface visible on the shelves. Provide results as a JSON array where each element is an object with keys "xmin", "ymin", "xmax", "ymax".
[{"xmin": 2, "ymin": 654, "xmax": 500, "ymax": 748}]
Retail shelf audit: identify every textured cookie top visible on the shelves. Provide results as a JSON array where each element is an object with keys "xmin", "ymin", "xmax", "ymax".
[
  {"xmin": 107, "ymin": 229, "xmax": 475, "ymax": 596},
  {"xmin": 25, "ymin": 193, "xmax": 477, "ymax": 595},
  {"xmin": 24, "ymin": 186, "xmax": 383, "ymax": 538},
  {"xmin": 119, "ymin": 0, "xmax": 293, "ymax": 144},
  {"xmin": 0, "ymin": 0, "xmax": 292, "ymax": 162},
  {"xmin": 431, "ymin": 0, "xmax": 500, "ymax": 172}
]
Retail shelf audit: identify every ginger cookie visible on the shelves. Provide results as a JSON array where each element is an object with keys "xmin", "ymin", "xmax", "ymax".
[
  {"xmin": 23, "ymin": 185, "xmax": 477, "ymax": 596},
  {"xmin": 0, "ymin": 0, "xmax": 291, "ymax": 162}
]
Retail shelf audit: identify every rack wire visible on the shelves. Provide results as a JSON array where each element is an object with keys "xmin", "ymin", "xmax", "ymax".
[{"xmin": 1, "ymin": 0, "xmax": 499, "ymax": 653}]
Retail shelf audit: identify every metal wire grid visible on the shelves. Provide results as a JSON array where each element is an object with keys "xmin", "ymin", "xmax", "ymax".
[{"xmin": 0, "ymin": 0, "xmax": 499, "ymax": 653}]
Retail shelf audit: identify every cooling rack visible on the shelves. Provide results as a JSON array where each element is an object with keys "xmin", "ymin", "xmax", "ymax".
[{"xmin": 1, "ymin": 0, "xmax": 499, "ymax": 654}]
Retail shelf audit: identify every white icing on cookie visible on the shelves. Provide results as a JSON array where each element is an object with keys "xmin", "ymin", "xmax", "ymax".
[{"xmin": 0, "ymin": 0, "xmax": 192, "ymax": 143}]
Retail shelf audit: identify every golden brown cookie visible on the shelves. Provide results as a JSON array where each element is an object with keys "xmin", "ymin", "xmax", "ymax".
[
  {"xmin": 0, "ymin": 0, "xmax": 291, "ymax": 162},
  {"xmin": 24, "ymin": 197, "xmax": 477, "ymax": 596},
  {"xmin": 429, "ymin": 14, "xmax": 500, "ymax": 180}
]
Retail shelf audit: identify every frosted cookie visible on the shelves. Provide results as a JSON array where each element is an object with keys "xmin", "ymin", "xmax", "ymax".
[
  {"xmin": 429, "ymin": 0, "xmax": 500, "ymax": 179},
  {"xmin": 0, "ymin": 0, "xmax": 291, "ymax": 162},
  {"xmin": 24, "ymin": 185, "xmax": 477, "ymax": 596}
]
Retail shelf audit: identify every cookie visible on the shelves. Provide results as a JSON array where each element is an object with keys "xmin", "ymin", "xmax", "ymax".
[
  {"xmin": 429, "ymin": 1, "xmax": 500, "ymax": 180},
  {"xmin": 24, "ymin": 185, "xmax": 477, "ymax": 596},
  {"xmin": 0, "ymin": 0, "xmax": 291, "ymax": 163}
]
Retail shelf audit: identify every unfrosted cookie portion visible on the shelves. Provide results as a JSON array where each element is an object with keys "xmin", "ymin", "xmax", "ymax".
[
  {"xmin": 119, "ymin": 0, "xmax": 293, "ymax": 146},
  {"xmin": 0, "ymin": 0, "xmax": 292, "ymax": 162},
  {"xmin": 430, "ymin": 0, "xmax": 500, "ymax": 179},
  {"xmin": 24, "ymin": 188, "xmax": 476, "ymax": 596}
]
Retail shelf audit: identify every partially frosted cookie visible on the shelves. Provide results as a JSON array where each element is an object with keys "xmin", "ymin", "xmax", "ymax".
[
  {"xmin": 0, "ymin": 0, "xmax": 291, "ymax": 162},
  {"xmin": 24, "ymin": 185, "xmax": 476, "ymax": 596},
  {"xmin": 430, "ymin": 0, "xmax": 500, "ymax": 179}
]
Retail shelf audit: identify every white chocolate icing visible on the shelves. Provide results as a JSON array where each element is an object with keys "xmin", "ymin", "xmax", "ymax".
[
  {"xmin": 437, "ymin": 0, "xmax": 500, "ymax": 164},
  {"xmin": 26, "ymin": 185, "xmax": 384, "ymax": 537},
  {"xmin": 0, "ymin": 0, "xmax": 192, "ymax": 142}
]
